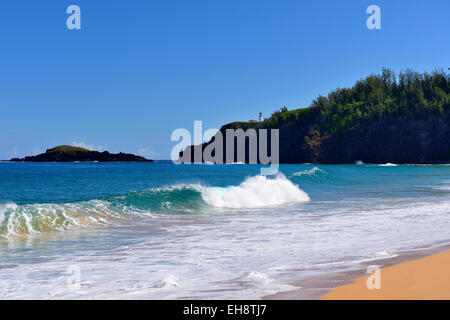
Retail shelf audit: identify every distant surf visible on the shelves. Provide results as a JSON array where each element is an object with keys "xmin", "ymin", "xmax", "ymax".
[
  {"xmin": 291, "ymin": 167, "xmax": 324, "ymax": 177},
  {"xmin": 378, "ymin": 163, "xmax": 398, "ymax": 167}
]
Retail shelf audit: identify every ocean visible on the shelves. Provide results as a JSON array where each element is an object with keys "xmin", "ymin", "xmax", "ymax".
[{"xmin": 0, "ymin": 162, "xmax": 449, "ymax": 299}]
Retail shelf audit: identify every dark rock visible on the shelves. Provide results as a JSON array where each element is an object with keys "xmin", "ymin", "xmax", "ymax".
[{"xmin": 10, "ymin": 145, "xmax": 153, "ymax": 162}]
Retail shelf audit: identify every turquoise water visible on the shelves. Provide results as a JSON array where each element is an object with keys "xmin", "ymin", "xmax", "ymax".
[{"xmin": 0, "ymin": 162, "xmax": 449, "ymax": 298}]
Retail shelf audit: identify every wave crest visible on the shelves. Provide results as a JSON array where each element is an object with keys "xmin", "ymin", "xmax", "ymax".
[
  {"xmin": 291, "ymin": 167, "xmax": 324, "ymax": 177},
  {"xmin": 0, "ymin": 200, "xmax": 130, "ymax": 238},
  {"xmin": 378, "ymin": 163, "xmax": 398, "ymax": 167},
  {"xmin": 199, "ymin": 174, "xmax": 309, "ymax": 208}
]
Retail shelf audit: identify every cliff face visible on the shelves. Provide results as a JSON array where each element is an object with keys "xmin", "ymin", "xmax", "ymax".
[
  {"xmin": 181, "ymin": 69, "xmax": 450, "ymax": 164},
  {"xmin": 316, "ymin": 116, "xmax": 449, "ymax": 164},
  {"xmin": 181, "ymin": 115, "xmax": 450, "ymax": 164},
  {"xmin": 276, "ymin": 114, "xmax": 449, "ymax": 163},
  {"xmin": 11, "ymin": 145, "xmax": 153, "ymax": 162}
]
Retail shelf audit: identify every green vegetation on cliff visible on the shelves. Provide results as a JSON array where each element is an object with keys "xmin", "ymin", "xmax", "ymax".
[{"xmin": 231, "ymin": 68, "xmax": 448, "ymax": 131}]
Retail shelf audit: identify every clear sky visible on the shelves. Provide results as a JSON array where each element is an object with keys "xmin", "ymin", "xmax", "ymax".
[{"xmin": 0, "ymin": 0, "xmax": 448, "ymax": 159}]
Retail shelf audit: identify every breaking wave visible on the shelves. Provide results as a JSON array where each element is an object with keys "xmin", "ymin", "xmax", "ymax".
[
  {"xmin": 0, "ymin": 200, "xmax": 139, "ymax": 238},
  {"xmin": 0, "ymin": 174, "xmax": 309, "ymax": 237},
  {"xmin": 199, "ymin": 174, "xmax": 309, "ymax": 208}
]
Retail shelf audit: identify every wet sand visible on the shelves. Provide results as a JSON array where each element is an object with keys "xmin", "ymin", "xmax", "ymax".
[{"xmin": 264, "ymin": 244, "xmax": 450, "ymax": 300}]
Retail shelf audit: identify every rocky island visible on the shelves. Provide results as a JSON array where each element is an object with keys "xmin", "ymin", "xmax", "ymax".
[
  {"xmin": 182, "ymin": 68, "xmax": 450, "ymax": 164},
  {"xmin": 10, "ymin": 145, "xmax": 153, "ymax": 162}
]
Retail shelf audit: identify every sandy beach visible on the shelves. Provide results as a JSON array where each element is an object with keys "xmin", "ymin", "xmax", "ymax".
[
  {"xmin": 321, "ymin": 249, "xmax": 450, "ymax": 300},
  {"xmin": 264, "ymin": 246, "xmax": 450, "ymax": 300}
]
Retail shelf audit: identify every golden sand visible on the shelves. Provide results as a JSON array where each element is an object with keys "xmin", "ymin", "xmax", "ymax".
[{"xmin": 321, "ymin": 250, "xmax": 450, "ymax": 300}]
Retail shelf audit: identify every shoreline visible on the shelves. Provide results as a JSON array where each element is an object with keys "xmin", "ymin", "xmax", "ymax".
[{"xmin": 263, "ymin": 242, "xmax": 450, "ymax": 300}]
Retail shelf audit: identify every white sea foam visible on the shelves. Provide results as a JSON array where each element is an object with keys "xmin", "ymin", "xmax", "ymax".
[
  {"xmin": 378, "ymin": 163, "xmax": 398, "ymax": 167},
  {"xmin": 152, "ymin": 275, "xmax": 180, "ymax": 288},
  {"xmin": 199, "ymin": 174, "xmax": 310, "ymax": 208},
  {"xmin": 238, "ymin": 271, "xmax": 273, "ymax": 284},
  {"xmin": 433, "ymin": 185, "xmax": 450, "ymax": 191},
  {"xmin": 146, "ymin": 184, "xmax": 202, "ymax": 192},
  {"xmin": 291, "ymin": 167, "xmax": 324, "ymax": 177},
  {"xmin": 0, "ymin": 203, "xmax": 17, "ymax": 226}
]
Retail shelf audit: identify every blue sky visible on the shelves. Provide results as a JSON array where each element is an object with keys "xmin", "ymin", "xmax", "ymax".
[{"xmin": 0, "ymin": 0, "xmax": 449, "ymax": 159}]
